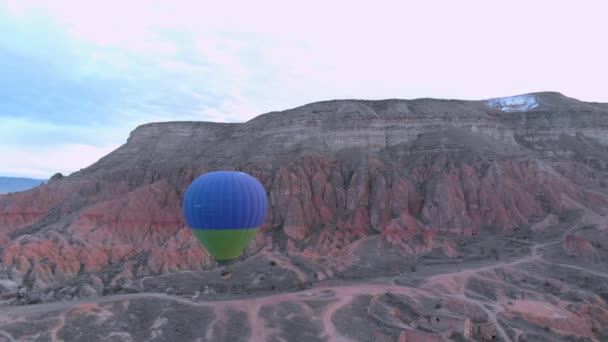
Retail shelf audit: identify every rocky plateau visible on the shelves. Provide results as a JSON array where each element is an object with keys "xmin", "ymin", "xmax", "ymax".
[{"xmin": 1, "ymin": 92, "xmax": 608, "ymax": 341}]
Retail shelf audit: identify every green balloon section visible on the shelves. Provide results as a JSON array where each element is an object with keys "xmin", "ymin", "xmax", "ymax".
[
  {"xmin": 190, "ymin": 229, "xmax": 259, "ymax": 262},
  {"xmin": 182, "ymin": 171, "xmax": 268, "ymax": 263}
]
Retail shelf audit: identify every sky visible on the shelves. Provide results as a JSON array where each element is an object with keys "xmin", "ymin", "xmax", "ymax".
[{"xmin": 1, "ymin": 0, "xmax": 607, "ymax": 178}]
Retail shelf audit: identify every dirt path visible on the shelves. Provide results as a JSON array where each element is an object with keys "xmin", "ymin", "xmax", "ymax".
[
  {"xmin": 538, "ymin": 259, "xmax": 608, "ymax": 278},
  {"xmin": 3, "ymin": 235, "xmax": 602, "ymax": 342},
  {"xmin": 0, "ymin": 282, "xmax": 426, "ymax": 341},
  {"xmin": 2, "ymin": 207, "xmax": 605, "ymax": 341},
  {"xmin": 417, "ymin": 207, "xmax": 605, "ymax": 342}
]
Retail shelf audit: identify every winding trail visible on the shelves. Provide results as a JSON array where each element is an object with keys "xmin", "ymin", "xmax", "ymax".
[
  {"xmin": 0, "ymin": 283, "xmax": 426, "ymax": 341},
  {"xmin": 417, "ymin": 210, "xmax": 605, "ymax": 342},
  {"xmin": 0, "ymin": 330, "xmax": 15, "ymax": 342},
  {"xmin": 538, "ymin": 259, "xmax": 608, "ymax": 278},
  {"xmin": 1, "ymin": 208, "xmax": 606, "ymax": 341}
]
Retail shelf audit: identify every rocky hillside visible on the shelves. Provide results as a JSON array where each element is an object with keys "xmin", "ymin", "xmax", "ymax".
[{"xmin": 1, "ymin": 92, "xmax": 608, "ymax": 341}]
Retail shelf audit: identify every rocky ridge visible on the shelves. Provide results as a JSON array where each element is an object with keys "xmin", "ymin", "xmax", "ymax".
[{"xmin": 1, "ymin": 92, "xmax": 608, "ymax": 341}]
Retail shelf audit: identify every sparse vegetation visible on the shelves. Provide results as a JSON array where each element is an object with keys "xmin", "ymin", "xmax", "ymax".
[{"xmin": 449, "ymin": 332, "xmax": 467, "ymax": 342}]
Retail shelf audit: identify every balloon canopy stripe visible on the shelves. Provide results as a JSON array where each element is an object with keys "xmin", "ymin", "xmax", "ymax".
[
  {"xmin": 189, "ymin": 226, "xmax": 259, "ymax": 230},
  {"xmin": 183, "ymin": 171, "xmax": 268, "ymax": 230},
  {"xmin": 182, "ymin": 171, "xmax": 268, "ymax": 262},
  {"xmin": 191, "ymin": 228, "xmax": 260, "ymax": 261}
]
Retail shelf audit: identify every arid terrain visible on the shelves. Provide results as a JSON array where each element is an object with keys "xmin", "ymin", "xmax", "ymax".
[{"xmin": 1, "ymin": 92, "xmax": 607, "ymax": 341}]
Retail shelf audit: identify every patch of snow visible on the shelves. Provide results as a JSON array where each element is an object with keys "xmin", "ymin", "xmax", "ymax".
[{"xmin": 485, "ymin": 95, "xmax": 539, "ymax": 112}]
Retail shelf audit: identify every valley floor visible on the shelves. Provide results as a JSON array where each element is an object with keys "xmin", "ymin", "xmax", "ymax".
[{"xmin": 1, "ymin": 208, "xmax": 607, "ymax": 341}]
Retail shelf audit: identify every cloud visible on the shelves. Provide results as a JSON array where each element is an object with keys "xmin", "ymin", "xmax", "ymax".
[
  {"xmin": 0, "ymin": 117, "xmax": 115, "ymax": 146},
  {"xmin": 0, "ymin": 143, "xmax": 121, "ymax": 179}
]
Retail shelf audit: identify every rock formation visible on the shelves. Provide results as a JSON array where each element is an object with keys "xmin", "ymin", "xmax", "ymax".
[{"xmin": 1, "ymin": 92, "xmax": 608, "ymax": 341}]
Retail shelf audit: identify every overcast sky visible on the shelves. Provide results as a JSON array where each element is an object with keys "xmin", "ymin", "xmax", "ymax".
[{"xmin": 2, "ymin": 0, "xmax": 607, "ymax": 178}]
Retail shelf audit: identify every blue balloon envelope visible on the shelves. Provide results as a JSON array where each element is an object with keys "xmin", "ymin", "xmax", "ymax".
[{"xmin": 183, "ymin": 171, "xmax": 268, "ymax": 263}]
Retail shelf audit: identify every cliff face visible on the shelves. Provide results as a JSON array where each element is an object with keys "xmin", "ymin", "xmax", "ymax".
[{"xmin": 1, "ymin": 92, "xmax": 608, "ymax": 341}]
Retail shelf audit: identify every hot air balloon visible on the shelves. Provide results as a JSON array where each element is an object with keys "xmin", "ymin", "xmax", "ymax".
[{"xmin": 182, "ymin": 171, "xmax": 268, "ymax": 266}]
